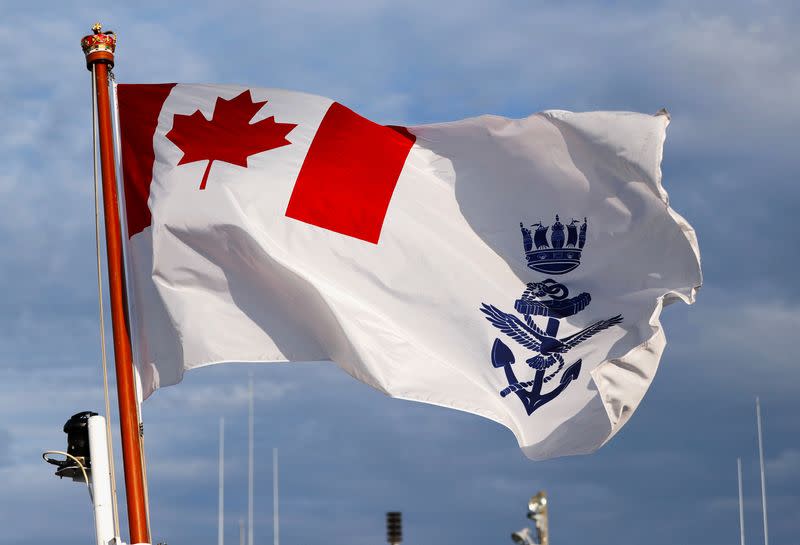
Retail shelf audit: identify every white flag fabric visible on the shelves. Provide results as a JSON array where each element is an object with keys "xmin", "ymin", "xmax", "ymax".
[{"xmin": 117, "ymin": 83, "xmax": 701, "ymax": 459}]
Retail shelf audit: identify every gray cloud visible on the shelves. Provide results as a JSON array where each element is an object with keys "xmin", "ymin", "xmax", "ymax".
[{"xmin": 0, "ymin": 1, "xmax": 797, "ymax": 544}]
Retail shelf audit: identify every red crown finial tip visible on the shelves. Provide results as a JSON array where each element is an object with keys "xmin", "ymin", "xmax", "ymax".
[{"xmin": 81, "ymin": 23, "xmax": 116, "ymax": 70}]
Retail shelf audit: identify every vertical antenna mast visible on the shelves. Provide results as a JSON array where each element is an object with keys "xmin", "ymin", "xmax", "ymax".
[
  {"xmin": 219, "ymin": 417, "xmax": 225, "ymax": 545},
  {"xmin": 274, "ymin": 448, "xmax": 279, "ymax": 545},
  {"xmin": 248, "ymin": 375, "xmax": 255, "ymax": 545},
  {"xmin": 756, "ymin": 398, "xmax": 769, "ymax": 545},
  {"xmin": 80, "ymin": 24, "xmax": 150, "ymax": 545},
  {"xmin": 737, "ymin": 458, "xmax": 745, "ymax": 545},
  {"xmin": 240, "ymin": 518, "xmax": 245, "ymax": 545}
]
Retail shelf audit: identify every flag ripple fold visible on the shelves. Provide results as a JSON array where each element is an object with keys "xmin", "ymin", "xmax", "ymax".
[{"xmin": 116, "ymin": 83, "xmax": 701, "ymax": 459}]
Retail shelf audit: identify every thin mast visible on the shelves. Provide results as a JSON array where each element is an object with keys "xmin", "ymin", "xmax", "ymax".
[
  {"xmin": 81, "ymin": 24, "xmax": 150, "ymax": 544},
  {"xmin": 756, "ymin": 397, "xmax": 769, "ymax": 545},
  {"xmin": 738, "ymin": 458, "xmax": 745, "ymax": 545},
  {"xmin": 273, "ymin": 448, "xmax": 279, "ymax": 545},
  {"xmin": 248, "ymin": 375, "xmax": 254, "ymax": 545},
  {"xmin": 219, "ymin": 417, "xmax": 225, "ymax": 545},
  {"xmin": 240, "ymin": 518, "xmax": 245, "ymax": 545}
]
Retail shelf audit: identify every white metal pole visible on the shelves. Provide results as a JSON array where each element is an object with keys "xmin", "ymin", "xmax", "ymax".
[
  {"xmin": 273, "ymin": 448, "xmax": 279, "ymax": 545},
  {"xmin": 248, "ymin": 375, "xmax": 254, "ymax": 545},
  {"xmin": 738, "ymin": 458, "xmax": 745, "ymax": 545},
  {"xmin": 756, "ymin": 397, "xmax": 769, "ymax": 545},
  {"xmin": 240, "ymin": 517, "xmax": 245, "ymax": 545},
  {"xmin": 88, "ymin": 415, "xmax": 117, "ymax": 545},
  {"xmin": 219, "ymin": 417, "xmax": 225, "ymax": 545}
]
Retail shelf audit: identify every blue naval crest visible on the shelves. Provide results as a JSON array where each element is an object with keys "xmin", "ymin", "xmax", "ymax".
[{"xmin": 480, "ymin": 216, "xmax": 623, "ymax": 415}]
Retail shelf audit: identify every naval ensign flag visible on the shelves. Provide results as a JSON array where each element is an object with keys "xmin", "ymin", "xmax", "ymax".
[{"xmin": 117, "ymin": 83, "xmax": 701, "ymax": 459}]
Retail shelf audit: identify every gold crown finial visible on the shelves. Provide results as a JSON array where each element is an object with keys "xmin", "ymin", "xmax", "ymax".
[{"xmin": 82, "ymin": 23, "xmax": 116, "ymax": 70}]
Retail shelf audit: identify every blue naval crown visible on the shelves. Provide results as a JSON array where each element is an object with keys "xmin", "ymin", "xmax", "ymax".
[{"xmin": 520, "ymin": 215, "xmax": 587, "ymax": 275}]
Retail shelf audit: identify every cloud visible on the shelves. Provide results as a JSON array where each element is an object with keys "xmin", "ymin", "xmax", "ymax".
[
  {"xmin": 0, "ymin": 2, "xmax": 797, "ymax": 545},
  {"xmin": 150, "ymin": 372, "xmax": 300, "ymax": 411},
  {"xmin": 767, "ymin": 449, "xmax": 800, "ymax": 480}
]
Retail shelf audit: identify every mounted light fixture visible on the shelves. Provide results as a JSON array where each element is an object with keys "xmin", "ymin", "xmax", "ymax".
[
  {"xmin": 511, "ymin": 527, "xmax": 536, "ymax": 545},
  {"xmin": 44, "ymin": 411, "xmax": 98, "ymax": 481},
  {"xmin": 526, "ymin": 491, "xmax": 548, "ymax": 545}
]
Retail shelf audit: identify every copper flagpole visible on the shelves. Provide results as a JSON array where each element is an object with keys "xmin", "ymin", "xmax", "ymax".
[{"xmin": 81, "ymin": 24, "xmax": 151, "ymax": 545}]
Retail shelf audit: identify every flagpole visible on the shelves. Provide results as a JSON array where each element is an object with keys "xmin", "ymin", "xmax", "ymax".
[
  {"xmin": 737, "ymin": 458, "xmax": 745, "ymax": 545},
  {"xmin": 81, "ymin": 24, "xmax": 151, "ymax": 545},
  {"xmin": 248, "ymin": 375, "xmax": 255, "ymax": 545},
  {"xmin": 756, "ymin": 397, "xmax": 769, "ymax": 545},
  {"xmin": 219, "ymin": 417, "xmax": 225, "ymax": 545},
  {"xmin": 273, "ymin": 447, "xmax": 279, "ymax": 545}
]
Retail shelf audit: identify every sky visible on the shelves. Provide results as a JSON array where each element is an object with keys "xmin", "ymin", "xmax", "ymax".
[{"xmin": 0, "ymin": 1, "xmax": 798, "ymax": 544}]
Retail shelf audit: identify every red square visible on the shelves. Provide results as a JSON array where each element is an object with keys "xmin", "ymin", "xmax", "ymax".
[{"xmin": 285, "ymin": 102, "xmax": 415, "ymax": 244}]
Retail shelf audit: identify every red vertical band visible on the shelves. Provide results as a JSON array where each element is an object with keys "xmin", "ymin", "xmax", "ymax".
[
  {"xmin": 285, "ymin": 102, "xmax": 416, "ymax": 244},
  {"xmin": 117, "ymin": 83, "xmax": 176, "ymax": 237}
]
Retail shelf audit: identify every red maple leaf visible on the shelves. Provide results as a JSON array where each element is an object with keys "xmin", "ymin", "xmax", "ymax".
[{"xmin": 166, "ymin": 90, "xmax": 297, "ymax": 190}]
